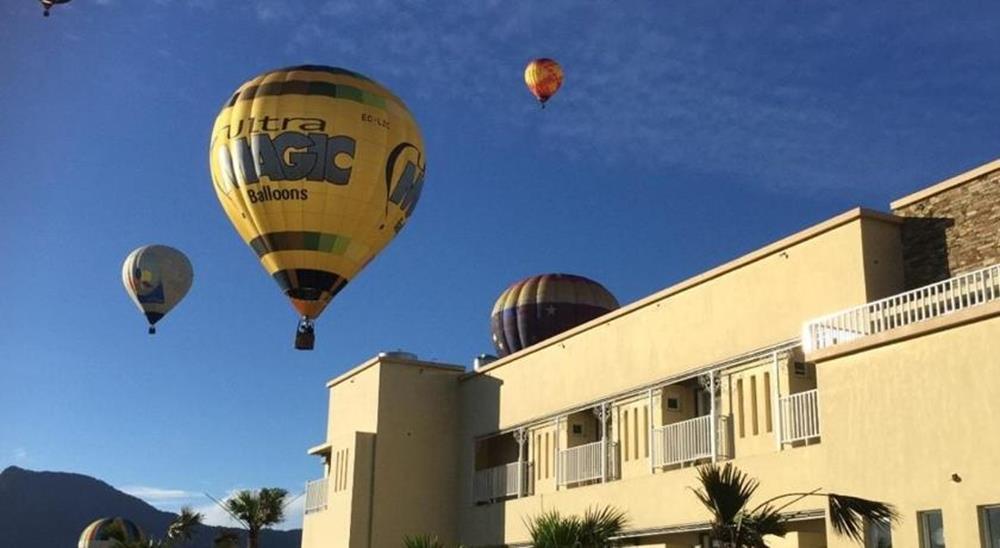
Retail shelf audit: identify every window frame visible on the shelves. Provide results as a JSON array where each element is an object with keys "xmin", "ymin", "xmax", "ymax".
[{"xmin": 917, "ymin": 509, "xmax": 946, "ymax": 548}]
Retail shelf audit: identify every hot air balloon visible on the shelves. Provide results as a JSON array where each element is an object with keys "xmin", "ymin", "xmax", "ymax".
[
  {"xmin": 209, "ymin": 65, "xmax": 426, "ymax": 350},
  {"xmin": 524, "ymin": 58, "xmax": 564, "ymax": 107},
  {"xmin": 490, "ymin": 273, "xmax": 619, "ymax": 357},
  {"xmin": 79, "ymin": 517, "xmax": 145, "ymax": 548},
  {"xmin": 40, "ymin": 0, "xmax": 71, "ymax": 17},
  {"xmin": 122, "ymin": 245, "xmax": 193, "ymax": 334}
]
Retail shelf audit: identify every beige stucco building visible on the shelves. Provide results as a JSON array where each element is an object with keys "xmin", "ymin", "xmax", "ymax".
[{"xmin": 300, "ymin": 159, "xmax": 1000, "ymax": 548}]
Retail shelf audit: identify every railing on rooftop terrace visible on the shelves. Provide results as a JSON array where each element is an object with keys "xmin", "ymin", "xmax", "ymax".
[
  {"xmin": 780, "ymin": 389, "xmax": 820, "ymax": 444},
  {"xmin": 556, "ymin": 440, "xmax": 618, "ymax": 487},
  {"xmin": 304, "ymin": 477, "xmax": 328, "ymax": 515},
  {"xmin": 802, "ymin": 263, "xmax": 1000, "ymax": 352},
  {"xmin": 473, "ymin": 461, "xmax": 531, "ymax": 503}
]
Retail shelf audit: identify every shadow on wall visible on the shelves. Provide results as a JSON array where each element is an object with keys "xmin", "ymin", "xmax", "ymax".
[
  {"xmin": 460, "ymin": 373, "xmax": 506, "ymax": 546},
  {"xmin": 900, "ymin": 216, "xmax": 954, "ymax": 289}
]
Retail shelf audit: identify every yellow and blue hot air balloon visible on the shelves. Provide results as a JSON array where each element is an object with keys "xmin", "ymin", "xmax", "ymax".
[
  {"xmin": 121, "ymin": 245, "xmax": 193, "ymax": 334},
  {"xmin": 78, "ymin": 517, "xmax": 144, "ymax": 548},
  {"xmin": 209, "ymin": 65, "xmax": 426, "ymax": 350},
  {"xmin": 490, "ymin": 273, "xmax": 619, "ymax": 357},
  {"xmin": 524, "ymin": 58, "xmax": 564, "ymax": 107}
]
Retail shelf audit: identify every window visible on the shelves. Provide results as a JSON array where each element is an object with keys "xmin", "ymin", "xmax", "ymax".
[
  {"xmin": 918, "ymin": 510, "xmax": 946, "ymax": 548},
  {"xmin": 632, "ymin": 408, "xmax": 639, "ymax": 460},
  {"xmin": 981, "ymin": 505, "xmax": 1000, "ymax": 547},
  {"xmin": 572, "ymin": 424, "xmax": 583, "ymax": 435},
  {"xmin": 544, "ymin": 433, "xmax": 549, "ymax": 478},
  {"xmin": 865, "ymin": 518, "xmax": 892, "ymax": 548},
  {"xmin": 535, "ymin": 434, "xmax": 541, "ymax": 480},
  {"xmin": 763, "ymin": 372, "xmax": 773, "ymax": 433},
  {"xmin": 737, "ymin": 379, "xmax": 745, "ymax": 438},
  {"xmin": 750, "ymin": 375, "xmax": 759, "ymax": 435},
  {"xmin": 623, "ymin": 410, "xmax": 630, "ymax": 461},
  {"xmin": 666, "ymin": 397, "xmax": 681, "ymax": 412},
  {"xmin": 643, "ymin": 406, "xmax": 649, "ymax": 457},
  {"xmin": 794, "ymin": 361, "xmax": 808, "ymax": 376}
]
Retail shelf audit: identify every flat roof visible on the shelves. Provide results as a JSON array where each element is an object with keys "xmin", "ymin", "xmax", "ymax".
[
  {"xmin": 325, "ymin": 354, "xmax": 465, "ymax": 388},
  {"xmin": 891, "ymin": 157, "xmax": 1000, "ymax": 210},
  {"xmin": 462, "ymin": 207, "xmax": 900, "ymax": 380}
]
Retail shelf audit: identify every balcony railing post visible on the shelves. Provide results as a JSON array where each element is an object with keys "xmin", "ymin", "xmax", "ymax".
[{"xmin": 600, "ymin": 402, "xmax": 608, "ymax": 483}]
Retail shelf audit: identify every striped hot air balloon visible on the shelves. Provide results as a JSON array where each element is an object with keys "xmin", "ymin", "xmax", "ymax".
[
  {"xmin": 208, "ymin": 65, "xmax": 426, "ymax": 350},
  {"xmin": 523, "ymin": 58, "xmax": 564, "ymax": 107},
  {"xmin": 490, "ymin": 273, "xmax": 619, "ymax": 357},
  {"xmin": 78, "ymin": 517, "xmax": 144, "ymax": 548}
]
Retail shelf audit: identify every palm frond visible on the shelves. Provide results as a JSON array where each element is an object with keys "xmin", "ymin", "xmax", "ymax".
[
  {"xmin": 402, "ymin": 533, "xmax": 445, "ymax": 548},
  {"xmin": 525, "ymin": 510, "xmax": 583, "ymax": 548},
  {"xmin": 827, "ymin": 494, "xmax": 898, "ymax": 542},
  {"xmin": 579, "ymin": 505, "xmax": 629, "ymax": 547},
  {"xmin": 167, "ymin": 506, "xmax": 203, "ymax": 542},
  {"xmin": 694, "ymin": 463, "xmax": 759, "ymax": 525}
]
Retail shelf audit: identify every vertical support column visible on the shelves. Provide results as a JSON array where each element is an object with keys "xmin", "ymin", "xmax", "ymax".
[
  {"xmin": 647, "ymin": 388, "xmax": 655, "ymax": 474},
  {"xmin": 514, "ymin": 428, "xmax": 526, "ymax": 497},
  {"xmin": 772, "ymin": 351, "xmax": 783, "ymax": 450},
  {"xmin": 597, "ymin": 403, "xmax": 608, "ymax": 483},
  {"xmin": 554, "ymin": 416, "xmax": 562, "ymax": 490},
  {"xmin": 709, "ymin": 370, "xmax": 718, "ymax": 463}
]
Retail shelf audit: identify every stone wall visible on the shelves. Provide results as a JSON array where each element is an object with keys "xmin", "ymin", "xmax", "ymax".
[{"xmin": 892, "ymin": 166, "xmax": 1000, "ymax": 288}]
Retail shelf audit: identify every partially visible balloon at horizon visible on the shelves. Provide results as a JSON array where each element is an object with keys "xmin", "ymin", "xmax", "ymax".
[
  {"xmin": 40, "ymin": 0, "xmax": 71, "ymax": 17},
  {"xmin": 208, "ymin": 65, "xmax": 426, "ymax": 337},
  {"xmin": 490, "ymin": 273, "xmax": 619, "ymax": 357},
  {"xmin": 78, "ymin": 517, "xmax": 144, "ymax": 548},
  {"xmin": 524, "ymin": 58, "xmax": 564, "ymax": 105},
  {"xmin": 121, "ymin": 245, "xmax": 193, "ymax": 333}
]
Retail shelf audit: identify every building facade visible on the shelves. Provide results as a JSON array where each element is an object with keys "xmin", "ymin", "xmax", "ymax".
[{"xmin": 301, "ymin": 159, "xmax": 1000, "ymax": 548}]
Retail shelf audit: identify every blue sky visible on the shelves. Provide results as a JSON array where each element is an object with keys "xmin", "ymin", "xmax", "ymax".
[{"xmin": 1, "ymin": 0, "xmax": 997, "ymax": 530}]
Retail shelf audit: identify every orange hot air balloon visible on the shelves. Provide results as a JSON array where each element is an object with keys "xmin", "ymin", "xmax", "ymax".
[{"xmin": 524, "ymin": 58, "xmax": 564, "ymax": 107}]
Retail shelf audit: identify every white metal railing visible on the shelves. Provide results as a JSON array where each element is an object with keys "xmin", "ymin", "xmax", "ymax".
[
  {"xmin": 473, "ymin": 461, "xmax": 530, "ymax": 503},
  {"xmin": 556, "ymin": 440, "xmax": 618, "ymax": 487},
  {"xmin": 803, "ymin": 263, "xmax": 1000, "ymax": 352},
  {"xmin": 304, "ymin": 478, "xmax": 328, "ymax": 514},
  {"xmin": 780, "ymin": 389, "xmax": 820, "ymax": 444},
  {"xmin": 651, "ymin": 415, "xmax": 732, "ymax": 467}
]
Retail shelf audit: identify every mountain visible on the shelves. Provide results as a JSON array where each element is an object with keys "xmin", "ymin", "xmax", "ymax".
[{"xmin": 0, "ymin": 466, "xmax": 301, "ymax": 548}]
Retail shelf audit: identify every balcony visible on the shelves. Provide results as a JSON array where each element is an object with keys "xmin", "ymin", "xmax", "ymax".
[
  {"xmin": 779, "ymin": 389, "xmax": 820, "ymax": 444},
  {"xmin": 473, "ymin": 461, "xmax": 532, "ymax": 504},
  {"xmin": 304, "ymin": 478, "xmax": 328, "ymax": 515},
  {"xmin": 651, "ymin": 415, "xmax": 732, "ymax": 468},
  {"xmin": 556, "ymin": 440, "xmax": 619, "ymax": 487},
  {"xmin": 803, "ymin": 263, "xmax": 1000, "ymax": 352}
]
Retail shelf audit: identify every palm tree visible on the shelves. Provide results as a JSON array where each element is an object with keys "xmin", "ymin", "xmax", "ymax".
[
  {"xmin": 224, "ymin": 487, "xmax": 289, "ymax": 548},
  {"xmin": 526, "ymin": 505, "xmax": 629, "ymax": 547},
  {"xmin": 402, "ymin": 533, "xmax": 445, "ymax": 548},
  {"xmin": 166, "ymin": 507, "xmax": 204, "ymax": 545},
  {"xmin": 693, "ymin": 463, "xmax": 897, "ymax": 547},
  {"xmin": 107, "ymin": 507, "xmax": 203, "ymax": 548},
  {"xmin": 213, "ymin": 530, "xmax": 241, "ymax": 548}
]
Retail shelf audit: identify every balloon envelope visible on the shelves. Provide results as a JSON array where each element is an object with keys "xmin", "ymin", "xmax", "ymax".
[
  {"xmin": 79, "ymin": 517, "xmax": 144, "ymax": 548},
  {"xmin": 121, "ymin": 245, "xmax": 193, "ymax": 332},
  {"xmin": 490, "ymin": 273, "xmax": 619, "ymax": 357},
  {"xmin": 524, "ymin": 58, "xmax": 564, "ymax": 104},
  {"xmin": 208, "ymin": 65, "xmax": 426, "ymax": 324}
]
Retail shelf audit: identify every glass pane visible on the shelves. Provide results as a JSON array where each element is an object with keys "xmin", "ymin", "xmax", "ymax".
[
  {"xmin": 920, "ymin": 510, "xmax": 945, "ymax": 548},
  {"xmin": 865, "ymin": 518, "xmax": 892, "ymax": 548},
  {"xmin": 984, "ymin": 506, "xmax": 1000, "ymax": 548}
]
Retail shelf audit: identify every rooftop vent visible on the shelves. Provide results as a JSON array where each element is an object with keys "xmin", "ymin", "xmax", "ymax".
[{"xmin": 378, "ymin": 351, "xmax": 418, "ymax": 361}]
